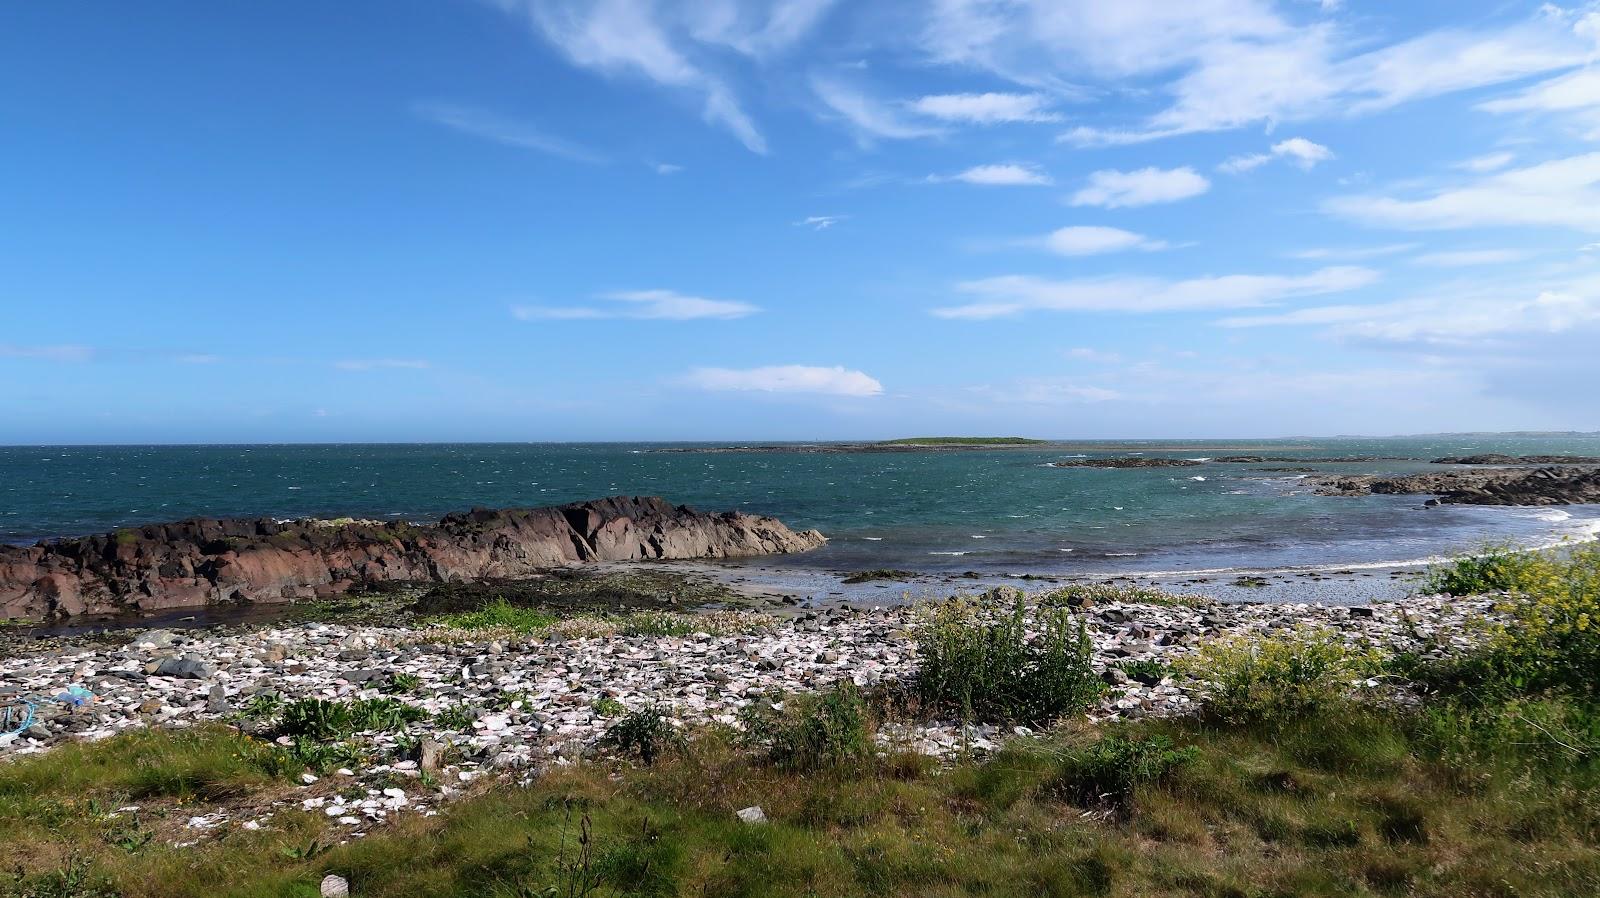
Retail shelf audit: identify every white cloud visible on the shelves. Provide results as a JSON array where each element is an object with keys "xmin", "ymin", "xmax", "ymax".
[
  {"xmin": 1326, "ymin": 153, "xmax": 1600, "ymax": 232},
  {"xmin": 1065, "ymin": 347, "xmax": 1123, "ymax": 363},
  {"xmin": 1220, "ymin": 275, "xmax": 1600, "ymax": 347},
  {"xmin": 938, "ymin": 163, "xmax": 1052, "ymax": 186},
  {"xmin": 1069, "ymin": 166, "xmax": 1209, "ymax": 208},
  {"xmin": 1480, "ymin": 66, "xmax": 1600, "ymax": 138},
  {"xmin": 1479, "ymin": 67, "xmax": 1600, "ymax": 114},
  {"xmin": 967, "ymin": 378, "xmax": 1123, "ymax": 404},
  {"xmin": 684, "ymin": 364, "xmax": 883, "ymax": 396},
  {"xmin": 490, "ymin": 0, "xmax": 784, "ymax": 153},
  {"xmin": 811, "ymin": 75, "xmax": 945, "ymax": 142},
  {"xmin": 1411, "ymin": 249, "xmax": 1533, "ymax": 267},
  {"xmin": 514, "ymin": 289, "xmax": 758, "ymax": 321},
  {"xmin": 910, "ymin": 92, "xmax": 1058, "ymax": 124},
  {"xmin": 1455, "ymin": 151, "xmax": 1516, "ymax": 173},
  {"xmin": 654, "ymin": 162, "xmax": 684, "ymax": 174},
  {"xmin": 414, "ymin": 102, "xmax": 605, "ymax": 163},
  {"xmin": 334, "ymin": 359, "xmax": 432, "ymax": 371},
  {"xmin": 797, "ymin": 215, "xmax": 845, "ymax": 230},
  {"xmin": 0, "ymin": 344, "xmax": 92, "ymax": 363},
  {"xmin": 933, "ymin": 266, "xmax": 1377, "ymax": 319},
  {"xmin": 1010, "ymin": 3, "xmax": 1596, "ymax": 145},
  {"xmin": 1286, "ymin": 243, "xmax": 1419, "ymax": 260},
  {"xmin": 1221, "ymin": 136, "xmax": 1334, "ymax": 173},
  {"xmin": 1041, "ymin": 226, "xmax": 1166, "ymax": 256}
]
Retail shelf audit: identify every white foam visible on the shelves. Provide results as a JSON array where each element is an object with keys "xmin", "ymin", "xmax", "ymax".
[
  {"xmin": 1189, "ymin": 475, "xmax": 1207, "ymax": 482},
  {"xmin": 929, "ymin": 551, "xmax": 968, "ymax": 556},
  {"xmin": 861, "ymin": 537, "xmax": 884, "ymax": 541},
  {"xmin": 970, "ymin": 534, "xmax": 987, "ymax": 539}
]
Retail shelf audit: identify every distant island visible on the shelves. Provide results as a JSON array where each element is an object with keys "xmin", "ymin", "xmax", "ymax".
[
  {"xmin": 879, "ymin": 436, "xmax": 1046, "ymax": 446},
  {"xmin": 653, "ymin": 437, "xmax": 1050, "ymax": 454}
]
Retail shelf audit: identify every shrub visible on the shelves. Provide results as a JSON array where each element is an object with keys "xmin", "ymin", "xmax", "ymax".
[
  {"xmin": 915, "ymin": 595, "xmax": 1103, "ymax": 725},
  {"xmin": 746, "ymin": 682, "xmax": 873, "ymax": 771},
  {"xmin": 602, "ymin": 706, "xmax": 683, "ymax": 765},
  {"xmin": 1422, "ymin": 546, "xmax": 1542, "ymax": 596},
  {"xmin": 1411, "ymin": 546, "xmax": 1600, "ymax": 700},
  {"xmin": 1186, "ymin": 630, "xmax": 1381, "ymax": 725},
  {"xmin": 1049, "ymin": 734, "xmax": 1198, "ymax": 811},
  {"xmin": 592, "ymin": 696, "xmax": 627, "ymax": 717},
  {"xmin": 435, "ymin": 704, "xmax": 476, "ymax": 731}
]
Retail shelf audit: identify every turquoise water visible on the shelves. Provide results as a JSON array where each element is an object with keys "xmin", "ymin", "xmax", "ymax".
[{"xmin": 4, "ymin": 438, "xmax": 1600, "ymax": 576}]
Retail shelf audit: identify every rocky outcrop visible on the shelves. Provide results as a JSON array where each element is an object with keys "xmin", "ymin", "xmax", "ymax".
[
  {"xmin": 1314, "ymin": 467, "xmax": 1600, "ymax": 506},
  {"xmin": 0, "ymin": 497, "xmax": 826, "ymax": 620},
  {"xmin": 1050, "ymin": 458, "xmax": 1201, "ymax": 468},
  {"xmin": 1430, "ymin": 454, "xmax": 1600, "ymax": 466}
]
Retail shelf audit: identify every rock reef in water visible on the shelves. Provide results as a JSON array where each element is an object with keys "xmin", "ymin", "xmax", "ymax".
[
  {"xmin": 1430, "ymin": 454, "xmax": 1600, "ymax": 466},
  {"xmin": 0, "ymin": 496, "xmax": 826, "ymax": 620},
  {"xmin": 1049, "ymin": 458, "xmax": 1202, "ymax": 468},
  {"xmin": 1314, "ymin": 467, "xmax": 1600, "ymax": 506}
]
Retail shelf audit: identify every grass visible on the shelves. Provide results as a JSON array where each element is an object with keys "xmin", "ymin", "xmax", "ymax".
[
  {"xmin": 3, "ymin": 705, "xmax": 1597, "ymax": 897},
  {"xmin": 432, "ymin": 598, "xmax": 559, "ymax": 634}
]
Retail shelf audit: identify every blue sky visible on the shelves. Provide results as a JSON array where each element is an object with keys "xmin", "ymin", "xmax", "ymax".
[{"xmin": 4, "ymin": 0, "xmax": 1600, "ymax": 443}]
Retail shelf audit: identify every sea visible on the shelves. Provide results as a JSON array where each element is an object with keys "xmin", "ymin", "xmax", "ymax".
[{"xmin": 4, "ymin": 437, "xmax": 1600, "ymax": 582}]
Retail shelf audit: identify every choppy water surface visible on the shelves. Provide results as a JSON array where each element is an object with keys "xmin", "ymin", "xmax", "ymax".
[{"xmin": 4, "ymin": 438, "xmax": 1600, "ymax": 576}]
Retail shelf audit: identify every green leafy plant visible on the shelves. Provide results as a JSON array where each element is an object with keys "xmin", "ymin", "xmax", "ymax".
[
  {"xmin": 745, "ymin": 682, "xmax": 873, "ymax": 771},
  {"xmin": 915, "ymin": 595, "xmax": 1103, "ymax": 725},
  {"xmin": 601, "ymin": 707, "xmax": 683, "ymax": 766},
  {"xmin": 1048, "ymin": 734, "xmax": 1199, "ymax": 811},
  {"xmin": 1186, "ymin": 629, "xmax": 1382, "ymax": 725},
  {"xmin": 591, "ymin": 697, "xmax": 627, "ymax": 717}
]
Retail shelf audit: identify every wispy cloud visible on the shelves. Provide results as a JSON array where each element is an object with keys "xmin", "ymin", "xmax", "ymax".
[
  {"xmin": 0, "ymin": 344, "xmax": 93, "ymax": 363},
  {"xmin": 683, "ymin": 364, "xmax": 883, "ymax": 396},
  {"xmin": 334, "ymin": 359, "xmax": 432, "ymax": 371},
  {"xmin": 1069, "ymin": 166, "xmax": 1209, "ymax": 208},
  {"xmin": 1045, "ymin": 5, "xmax": 1593, "ymax": 145},
  {"xmin": 796, "ymin": 215, "xmax": 845, "ymax": 230},
  {"xmin": 1326, "ymin": 153, "xmax": 1600, "ymax": 232},
  {"xmin": 1219, "ymin": 137, "xmax": 1334, "ymax": 174},
  {"xmin": 1220, "ymin": 274, "xmax": 1600, "ymax": 348},
  {"xmin": 909, "ymin": 92, "xmax": 1058, "ymax": 124},
  {"xmin": 414, "ymin": 102, "xmax": 606, "ymax": 163},
  {"xmin": 934, "ymin": 266, "xmax": 1377, "ymax": 319},
  {"xmin": 1037, "ymin": 226, "xmax": 1167, "ymax": 256},
  {"xmin": 1286, "ymin": 243, "xmax": 1419, "ymax": 261},
  {"xmin": 490, "ymin": 0, "xmax": 780, "ymax": 153},
  {"xmin": 1411, "ymin": 249, "xmax": 1534, "ymax": 267},
  {"xmin": 1455, "ymin": 151, "xmax": 1516, "ymax": 173},
  {"xmin": 811, "ymin": 74, "xmax": 945, "ymax": 142},
  {"xmin": 514, "ymin": 289, "xmax": 758, "ymax": 321},
  {"xmin": 934, "ymin": 163, "xmax": 1052, "ymax": 186}
]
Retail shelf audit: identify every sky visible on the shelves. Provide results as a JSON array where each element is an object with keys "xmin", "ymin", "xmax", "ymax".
[{"xmin": 4, "ymin": 1, "xmax": 1600, "ymax": 443}]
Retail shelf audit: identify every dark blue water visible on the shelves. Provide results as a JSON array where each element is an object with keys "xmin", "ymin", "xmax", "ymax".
[{"xmin": 4, "ymin": 438, "xmax": 1600, "ymax": 575}]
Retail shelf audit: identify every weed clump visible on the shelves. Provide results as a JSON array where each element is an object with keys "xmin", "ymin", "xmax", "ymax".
[
  {"xmin": 1186, "ymin": 629, "xmax": 1381, "ymax": 725},
  {"xmin": 742, "ymin": 682, "xmax": 873, "ymax": 771},
  {"xmin": 915, "ymin": 594, "xmax": 1102, "ymax": 725},
  {"xmin": 602, "ymin": 706, "xmax": 684, "ymax": 766},
  {"xmin": 1049, "ymin": 734, "xmax": 1199, "ymax": 811}
]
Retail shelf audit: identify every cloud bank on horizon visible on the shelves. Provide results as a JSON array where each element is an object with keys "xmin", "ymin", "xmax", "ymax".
[{"xmin": 4, "ymin": 0, "xmax": 1600, "ymax": 441}]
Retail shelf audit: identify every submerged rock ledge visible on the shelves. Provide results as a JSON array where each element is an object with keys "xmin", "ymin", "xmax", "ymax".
[{"xmin": 0, "ymin": 496, "xmax": 826, "ymax": 620}]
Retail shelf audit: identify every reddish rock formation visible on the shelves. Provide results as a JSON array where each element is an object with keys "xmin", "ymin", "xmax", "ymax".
[{"xmin": 0, "ymin": 496, "xmax": 826, "ymax": 620}]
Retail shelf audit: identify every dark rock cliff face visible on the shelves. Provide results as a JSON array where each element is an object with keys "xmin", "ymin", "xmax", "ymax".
[{"xmin": 0, "ymin": 496, "xmax": 826, "ymax": 620}]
